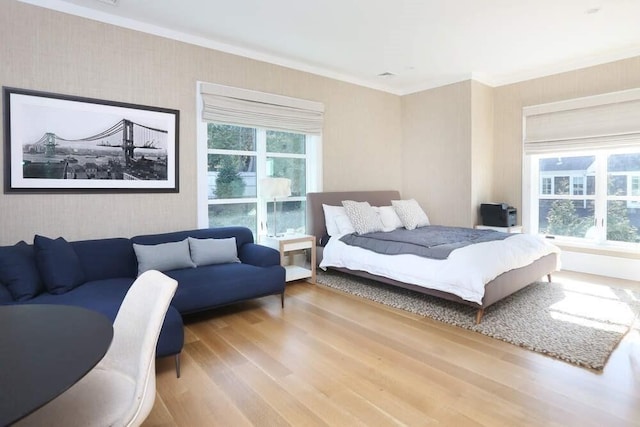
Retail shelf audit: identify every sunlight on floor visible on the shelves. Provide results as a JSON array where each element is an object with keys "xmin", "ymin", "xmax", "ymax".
[{"xmin": 548, "ymin": 278, "xmax": 639, "ymax": 332}]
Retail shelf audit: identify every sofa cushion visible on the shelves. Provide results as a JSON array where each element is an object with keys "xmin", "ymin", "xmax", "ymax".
[
  {"xmin": 0, "ymin": 241, "xmax": 44, "ymax": 301},
  {"xmin": 23, "ymin": 277, "xmax": 183, "ymax": 358},
  {"xmin": 133, "ymin": 238, "xmax": 195, "ymax": 276},
  {"xmin": 34, "ymin": 235, "xmax": 86, "ymax": 294},
  {"xmin": 188, "ymin": 237, "xmax": 240, "ymax": 267},
  {"xmin": 71, "ymin": 238, "xmax": 137, "ymax": 281},
  {"xmin": 166, "ymin": 263, "xmax": 285, "ymax": 314}
]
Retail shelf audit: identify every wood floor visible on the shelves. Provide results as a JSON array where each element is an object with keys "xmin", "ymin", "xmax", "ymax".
[{"xmin": 143, "ymin": 271, "xmax": 640, "ymax": 427}]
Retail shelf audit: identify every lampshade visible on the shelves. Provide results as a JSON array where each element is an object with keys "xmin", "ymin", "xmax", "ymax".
[{"xmin": 261, "ymin": 177, "xmax": 291, "ymax": 199}]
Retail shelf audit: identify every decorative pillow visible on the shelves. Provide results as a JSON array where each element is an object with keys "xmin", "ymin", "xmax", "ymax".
[
  {"xmin": 0, "ymin": 283, "xmax": 12, "ymax": 304},
  {"xmin": 391, "ymin": 199, "xmax": 430, "ymax": 230},
  {"xmin": 34, "ymin": 235, "xmax": 86, "ymax": 295},
  {"xmin": 341, "ymin": 200, "xmax": 384, "ymax": 234},
  {"xmin": 188, "ymin": 237, "xmax": 240, "ymax": 267},
  {"xmin": 133, "ymin": 238, "xmax": 195, "ymax": 276},
  {"xmin": 376, "ymin": 206, "xmax": 405, "ymax": 232},
  {"xmin": 322, "ymin": 204, "xmax": 347, "ymax": 236},
  {"xmin": 335, "ymin": 214, "xmax": 356, "ymax": 235},
  {"xmin": 0, "ymin": 241, "xmax": 44, "ymax": 301}
]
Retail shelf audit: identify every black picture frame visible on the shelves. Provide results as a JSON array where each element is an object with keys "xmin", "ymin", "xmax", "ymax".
[{"xmin": 3, "ymin": 87, "xmax": 179, "ymax": 193}]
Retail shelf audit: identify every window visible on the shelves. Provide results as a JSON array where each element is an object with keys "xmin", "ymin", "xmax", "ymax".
[
  {"xmin": 197, "ymin": 83, "xmax": 323, "ymax": 237},
  {"xmin": 523, "ymin": 89, "xmax": 640, "ymax": 248}
]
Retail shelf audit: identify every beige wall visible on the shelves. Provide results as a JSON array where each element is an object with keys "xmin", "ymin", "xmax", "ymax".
[
  {"xmin": 493, "ymin": 56, "xmax": 640, "ymax": 216},
  {"xmin": 401, "ymin": 81, "xmax": 472, "ymax": 226},
  {"xmin": 0, "ymin": 1, "xmax": 402, "ymax": 245},
  {"xmin": 470, "ymin": 80, "xmax": 494, "ymax": 226}
]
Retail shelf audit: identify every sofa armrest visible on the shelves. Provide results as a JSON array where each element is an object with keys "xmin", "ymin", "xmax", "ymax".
[{"xmin": 238, "ymin": 243, "xmax": 280, "ymax": 267}]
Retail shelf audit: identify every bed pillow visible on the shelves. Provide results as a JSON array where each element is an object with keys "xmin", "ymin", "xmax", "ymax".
[
  {"xmin": 322, "ymin": 204, "xmax": 346, "ymax": 236},
  {"xmin": 34, "ymin": 235, "xmax": 86, "ymax": 295},
  {"xmin": 188, "ymin": 237, "xmax": 240, "ymax": 266},
  {"xmin": 391, "ymin": 199, "xmax": 430, "ymax": 230},
  {"xmin": 341, "ymin": 200, "xmax": 384, "ymax": 234},
  {"xmin": 376, "ymin": 206, "xmax": 405, "ymax": 232},
  {"xmin": 335, "ymin": 214, "xmax": 356, "ymax": 235},
  {"xmin": 133, "ymin": 238, "xmax": 195, "ymax": 276}
]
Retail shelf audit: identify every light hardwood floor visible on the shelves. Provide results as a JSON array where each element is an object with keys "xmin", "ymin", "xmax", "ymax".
[{"xmin": 144, "ymin": 271, "xmax": 640, "ymax": 427}]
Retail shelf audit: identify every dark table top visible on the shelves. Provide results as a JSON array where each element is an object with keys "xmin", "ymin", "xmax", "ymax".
[{"xmin": 0, "ymin": 304, "xmax": 113, "ymax": 426}]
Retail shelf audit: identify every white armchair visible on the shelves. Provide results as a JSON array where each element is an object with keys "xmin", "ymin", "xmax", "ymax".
[{"xmin": 16, "ymin": 270, "xmax": 178, "ymax": 427}]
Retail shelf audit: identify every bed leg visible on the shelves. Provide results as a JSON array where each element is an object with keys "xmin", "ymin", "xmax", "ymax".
[
  {"xmin": 475, "ymin": 309, "xmax": 484, "ymax": 325},
  {"xmin": 547, "ymin": 273, "xmax": 552, "ymax": 282}
]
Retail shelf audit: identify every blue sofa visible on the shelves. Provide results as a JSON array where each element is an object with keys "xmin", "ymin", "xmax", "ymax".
[{"xmin": 0, "ymin": 227, "xmax": 286, "ymax": 376}]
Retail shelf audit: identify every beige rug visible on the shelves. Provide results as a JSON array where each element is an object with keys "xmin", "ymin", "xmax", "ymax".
[{"xmin": 316, "ymin": 270, "xmax": 640, "ymax": 371}]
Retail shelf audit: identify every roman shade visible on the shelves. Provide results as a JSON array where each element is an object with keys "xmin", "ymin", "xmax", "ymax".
[
  {"xmin": 523, "ymin": 88, "xmax": 640, "ymax": 154},
  {"xmin": 200, "ymin": 82, "xmax": 324, "ymax": 135}
]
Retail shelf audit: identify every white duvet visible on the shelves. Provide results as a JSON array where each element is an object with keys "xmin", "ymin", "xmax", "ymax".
[{"xmin": 319, "ymin": 233, "xmax": 561, "ymax": 304}]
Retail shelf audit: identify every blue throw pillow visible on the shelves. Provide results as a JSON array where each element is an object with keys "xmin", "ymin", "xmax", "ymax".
[
  {"xmin": 0, "ymin": 241, "xmax": 44, "ymax": 301},
  {"xmin": 34, "ymin": 235, "xmax": 86, "ymax": 294},
  {"xmin": 0, "ymin": 283, "xmax": 12, "ymax": 303}
]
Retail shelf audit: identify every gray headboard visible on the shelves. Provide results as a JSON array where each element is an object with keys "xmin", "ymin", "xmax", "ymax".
[{"xmin": 306, "ymin": 190, "xmax": 401, "ymax": 240}]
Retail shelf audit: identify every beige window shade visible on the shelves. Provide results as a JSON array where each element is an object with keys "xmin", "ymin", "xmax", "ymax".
[
  {"xmin": 200, "ymin": 82, "xmax": 324, "ymax": 135},
  {"xmin": 523, "ymin": 89, "xmax": 640, "ymax": 154}
]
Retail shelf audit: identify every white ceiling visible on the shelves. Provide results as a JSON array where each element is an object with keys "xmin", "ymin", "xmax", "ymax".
[{"xmin": 19, "ymin": 0, "xmax": 640, "ymax": 95}]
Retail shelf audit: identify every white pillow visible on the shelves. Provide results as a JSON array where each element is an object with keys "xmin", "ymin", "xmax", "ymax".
[
  {"xmin": 335, "ymin": 214, "xmax": 356, "ymax": 235},
  {"xmin": 188, "ymin": 237, "xmax": 240, "ymax": 266},
  {"xmin": 133, "ymin": 238, "xmax": 195, "ymax": 276},
  {"xmin": 377, "ymin": 205, "xmax": 404, "ymax": 232},
  {"xmin": 341, "ymin": 200, "xmax": 384, "ymax": 234},
  {"xmin": 391, "ymin": 199, "xmax": 430, "ymax": 230},
  {"xmin": 322, "ymin": 204, "xmax": 347, "ymax": 236}
]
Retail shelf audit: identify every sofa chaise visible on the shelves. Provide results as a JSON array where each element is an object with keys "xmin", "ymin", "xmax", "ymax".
[{"xmin": 0, "ymin": 227, "xmax": 286, "ymax": 376}]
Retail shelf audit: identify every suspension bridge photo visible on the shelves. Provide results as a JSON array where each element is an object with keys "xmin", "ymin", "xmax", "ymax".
[
  {"xmin": 5, "ymin": 87, "xmax": 179, "ymax": 192},
  {"xmin": 23, "ymin": 118, "xmax": 169, "ymax": 181}
]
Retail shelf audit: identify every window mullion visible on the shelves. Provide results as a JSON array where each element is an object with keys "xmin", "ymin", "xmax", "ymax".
[
  {"xmin": 256, "ymin": 129, "xmax": 268, "ymax": 236},
  {"xmin": 595, "ymin": 152, "xmax": 608, "ymax": 243}
]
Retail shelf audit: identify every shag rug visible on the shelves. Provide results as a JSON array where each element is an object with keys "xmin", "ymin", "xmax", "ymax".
[{"xmin": 316, "ymin": 270, "xmax": 640, "ymax": 371}]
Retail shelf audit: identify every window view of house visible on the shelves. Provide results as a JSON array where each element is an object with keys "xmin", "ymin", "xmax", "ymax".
[
  {"xmin": 536, "ymin": 152, "xmax": 640, "ymax": 245},
  {"xmin": 205, "ymin": 123, "xmax": 310, "ymax": 236}
]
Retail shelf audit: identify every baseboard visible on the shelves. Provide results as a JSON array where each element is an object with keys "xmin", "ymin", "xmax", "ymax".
[{"xmin": 560, "ymin": 250, "xmax": 640, "ymax": 281}]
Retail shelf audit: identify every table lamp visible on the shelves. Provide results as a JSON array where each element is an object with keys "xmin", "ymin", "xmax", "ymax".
[{"xmin": 261, "ymin": 177, "xmax": 291, "ymax": 236}]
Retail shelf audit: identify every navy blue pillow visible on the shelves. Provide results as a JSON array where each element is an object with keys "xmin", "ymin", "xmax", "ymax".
[
  {"xmin": 0, "ymin": 282, "xmax": 14, "ymax": 303},
  {"xmin": 34, "ymin": 235, "xmax": 86, "ymax": 294},
  {"xmin": 0, "ymin": 241, "xmax": 44, "ymax": 301}
]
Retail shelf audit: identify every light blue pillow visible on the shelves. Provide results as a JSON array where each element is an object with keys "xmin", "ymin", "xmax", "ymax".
[
  {"xmin": 133, "ymin": 238, "xmax": 195, "ymax": 276},
  {"xmin": 188, "ymin": 237, "xmax": 240, "ymax": 267}
]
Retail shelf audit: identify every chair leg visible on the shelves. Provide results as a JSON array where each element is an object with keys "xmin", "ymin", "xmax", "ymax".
[
  {"xmin": 175, "ymin": 353, "xmax": 181, "ymax": 378},
  {"xmin": 281, "ymin": 291, "xmax": 285, "ymax": 308}
]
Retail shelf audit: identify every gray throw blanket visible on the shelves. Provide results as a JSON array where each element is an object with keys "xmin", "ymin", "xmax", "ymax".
[{"xmin": 339, "ymin": 225, "xmax": 512, "ymax": 260}]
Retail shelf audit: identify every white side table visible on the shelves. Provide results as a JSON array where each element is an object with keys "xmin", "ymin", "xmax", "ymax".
[
  {"xmin": 475, "ymin": 225, "xmax": 523, "ymax": 233},
  {"xmin": 259, "ymin": 234, "xmax": 316, "ymax": 283}
]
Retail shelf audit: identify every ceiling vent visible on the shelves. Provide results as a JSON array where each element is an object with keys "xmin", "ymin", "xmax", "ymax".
[{"xmin": 95, "ymin": 0, "xmax": 119, "ymax": 5}]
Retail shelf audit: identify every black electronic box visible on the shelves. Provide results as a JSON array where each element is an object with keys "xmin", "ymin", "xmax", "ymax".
[{"xmin": 480, "ymin": 203, "xmax": 517, "ymax": 227}]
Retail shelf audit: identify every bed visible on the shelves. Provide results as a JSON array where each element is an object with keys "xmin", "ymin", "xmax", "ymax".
[{"xmin": 306, "ymin": 190, "xmax": 560, "ymax": 323}]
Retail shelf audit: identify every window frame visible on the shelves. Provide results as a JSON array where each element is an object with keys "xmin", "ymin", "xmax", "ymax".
[
  {"xmin": 524, "ymin": 148, "xmax": 640, "ymax": 249},
  {"xmin": 196, "ymin": 119, "xmax": 322, "ymax": 235}
]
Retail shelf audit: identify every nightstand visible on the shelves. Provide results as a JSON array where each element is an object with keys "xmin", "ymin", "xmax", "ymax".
[
  {"xmin": 259, "ymin": 234, "xmax": 316, "ymax": 283},
  {"xmin": 475, "ymin": 225, "xmax": 523, "ymax": 233}
]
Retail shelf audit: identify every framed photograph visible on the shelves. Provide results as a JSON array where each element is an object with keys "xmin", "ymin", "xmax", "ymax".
[{"xmin": 3, "ymin": 87, "xmax": 179, "ymax": 193}]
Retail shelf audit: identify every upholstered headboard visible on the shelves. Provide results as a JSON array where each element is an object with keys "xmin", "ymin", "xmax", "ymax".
[{"xmin": 306, "ymin": 190, "xmax": 401, "ymax": 240}]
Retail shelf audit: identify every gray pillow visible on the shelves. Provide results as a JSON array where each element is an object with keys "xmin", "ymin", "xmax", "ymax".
[
  {"xmin": 341, "ymin": 200, "xmax": 384, "ymax": 234},
  {"xmin": 188, "ymin": 237, "xmax": 240, "ymax": 266},
  {"xmin": 133, "ymin": 238, "xmax": 195, "ymax": 276},
  {"xmin": 391, "ymin": 199, "xmax": 430, "ymax": 230}
]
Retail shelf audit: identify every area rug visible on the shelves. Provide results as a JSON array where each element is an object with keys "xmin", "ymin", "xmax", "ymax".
[{"xmin": 316, "ymin": 270, "xmax": 640, "ymax": 371}]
